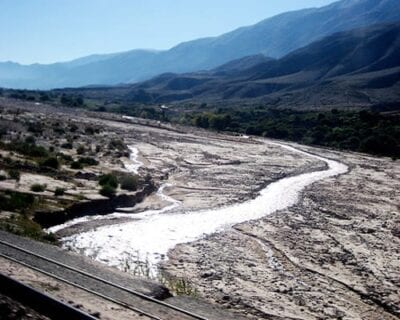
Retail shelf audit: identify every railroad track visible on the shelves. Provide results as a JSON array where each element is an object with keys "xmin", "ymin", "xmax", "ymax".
[{"xmin": 0, "ymin": 239, "xmax": 208, "ymax": 320}]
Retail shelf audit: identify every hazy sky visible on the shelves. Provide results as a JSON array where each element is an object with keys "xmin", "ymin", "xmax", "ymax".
[{"xmin": 0, "ymin": 0, "xmax": 336, "ymax": 64}]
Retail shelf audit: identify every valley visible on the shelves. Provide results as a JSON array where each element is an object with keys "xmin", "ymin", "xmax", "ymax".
[
  {"xmin": 0, "ymin": 98, "xmax": 398, "ymax": 319},
  {"xmin": 1, "ymin": 1, "xmax": 400, "ymax": 319}
]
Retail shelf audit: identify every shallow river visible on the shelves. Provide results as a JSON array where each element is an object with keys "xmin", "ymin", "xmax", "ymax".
[{"xmin": 50, "ymin": 141, "xmax": 348, "ymax": 273}]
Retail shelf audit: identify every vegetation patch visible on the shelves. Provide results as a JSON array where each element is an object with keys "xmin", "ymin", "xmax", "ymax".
[
  {"xmin": 119, "ymin": 174, "xmax": 139, "ymax": 191},
  {"xmin": 30, "ymin": 183, "xmax": 46, "ymax": 193},
  {"xmin": 0, "ymin": 214, "xmax": 57, "ymax": 243}
]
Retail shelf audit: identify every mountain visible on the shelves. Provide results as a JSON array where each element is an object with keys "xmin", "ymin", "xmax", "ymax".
[
  {"xmin": 68, "ymin": 22, "xmax": 400, "ymax": 109},
  {"xmin": 1, "ymin": 0, "xmax": 400, "ymax": 89}
]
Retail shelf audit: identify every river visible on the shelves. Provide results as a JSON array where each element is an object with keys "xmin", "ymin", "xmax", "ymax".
[{"xmin": 51, "ymin": 141, "xmax": 348, "ymax": 275}]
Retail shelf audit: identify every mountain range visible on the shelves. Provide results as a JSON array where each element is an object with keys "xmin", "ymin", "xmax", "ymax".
[
  {"xmin": 1, "ymin": 0, "xmax": 400, "ymax": 90},
  {"xmin": 60, "ymin": 22, "xmax": 400, "ymax": 110}
]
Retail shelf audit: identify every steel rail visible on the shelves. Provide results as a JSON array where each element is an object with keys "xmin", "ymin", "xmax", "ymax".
[
  {"xmin": 0, "ymin": 239, "xmax": 208, "ymax": 320},
  {"xmin": 0, "ymin": 272, "xmax": 99, "ymax": 320},
  {"xmin": 0, "ymin": 253, "xmax": 163, "ymax": 320}
]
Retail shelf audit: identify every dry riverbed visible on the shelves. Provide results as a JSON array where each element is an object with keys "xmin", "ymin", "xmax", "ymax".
[
  {"xmin": 1, "ymin": 98, "xmax": 399, "ymax": 320},
  {"xmin": 164, "ymin": 145, "xmax": 400, "ymax": 320}
]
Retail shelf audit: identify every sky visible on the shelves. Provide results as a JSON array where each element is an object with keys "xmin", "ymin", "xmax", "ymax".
[{"xmin": 0, "ymin": 0, "xmax": 336, "ymax": 65}]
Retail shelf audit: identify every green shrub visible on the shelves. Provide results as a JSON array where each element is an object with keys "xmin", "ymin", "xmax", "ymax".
[
  {"xmin": 99, "ymin": 174, "xmax": 118, "ymax": 188},
  {"xmin": 58, "ymin": 153, "xmax": 73, "ymax": 162},
  {"xmin": 76, "ymin": 145, "xmax": 85, "ymax": 154},
  {"xmin": 61, "ymin": 142, "xmax": 73, "ymax": 149},
  {"xmin": 0, "ymin": 191, "xmax": 35, "ymax": 212},
  {"xmin": 78, "ymin": 157, "xmax": 98, "ymax": 166},
  {"xmin": 69, "ymin": 124, "xmax": 78, "ymax": 132},
  {"xmin": 0, "ymin": 214, "xmax": 57, "ymax": 243},
  {"xmin": 99, "ymin": 184, "xmax": 116, "ymax": 198},
  {"xmin": 119, "ymin": 175, "xmax": 139, "ymax": 191},
  {"xmin": 8, "ymin": 169, "xmax": 20, "ymax": 181},
  {"xmin": 70, "ymin": 161, "xmax": 83, "ymax": 169},
  {"xmin": 108, "ymin": 139, "xmax": 125, "ymax": 151},
  {"xmin": 85, "ymin": 127, "xmax": 95, "ymax": 135},
  {"xmin": 40, "ymin": 157, "xmax": 59, "ymax": 169},
  {"xmin": 9, "ymin": 141, "xmax": 48, "ymax": 158},
  {"xmin": 30, "ymin": 184, "xmax": 46, "ymax": 192},
  {"xmin": 54, "ymin": 188, "xmax": 65, "ymax": 196},
  {"xmin": 25, "ymin": 136, "xmax": 36, "ymax": 144}
]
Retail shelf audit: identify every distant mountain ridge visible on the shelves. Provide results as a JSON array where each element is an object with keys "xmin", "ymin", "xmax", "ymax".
[
  {"xmin": 67, "ymin": 22, "xmax": 400, "ymax": 109},
  {"xmin": 1, "ymin": 0, "xmax": 400, "ymax": 89}
]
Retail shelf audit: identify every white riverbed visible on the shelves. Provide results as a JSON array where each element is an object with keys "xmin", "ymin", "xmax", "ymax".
[{"xmin": 58, "ymin": 141, "xmax": 348, "ymax": 272}]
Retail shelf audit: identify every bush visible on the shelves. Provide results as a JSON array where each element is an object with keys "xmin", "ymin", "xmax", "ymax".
[
  {"xmin": 9, "ymin": 141, "xmax": 48, "ymax": 158},
  {"xmin": 99, "ymin": 174, "xmax": 118, "ymax": 188},
  {"xmin": 54, "ymin": 188, "xmax": 65, "ymax": 196},
  {"xmin": 61, "ymin": 142, "xmax": 73, "ymax": 149},
  {"xmin": 0, "ymin": 175, "xmax": 6, "ymax": 181},
  {"xmin": 58, "ymin": 153, "xmax": 73, "ymax": 162},
  {"xmin": 0, "ymin": 215, "xmax": 54, "ymax": 242},
  {"xmin": 40, "ymin": 157, "xmax": 59, "ymax": 169},
  {"xmin": 99, "ymin": 184, "xmax": 116, "ymax": 198},
  {"xmin": 76, "ymin": 145, "xmax": 85, "ymax": 154},
  {"xmin": 70, "ymin": 161, "xmax": 83, "ymax": 170},
  {"xmin": 0, "ymin": 191, "xmax": 35, "ymax": 212},
  {"xmin": 30, "ymin": 184, "xmax": 46, "ymax": 192},
  {"xmin": 85, "ymin": 127, "xmax": 95, "ymax": 135},
  {"xmin": 108, "ymin": 139, "xmax": 125, "ymax": 151},
  {"xmin": 78, "ymin": 157, "xmax": 99, "ymax": 166},
  {"xmin": 69, "ymin": 124, "xmax": 78, "ymax": 132},
  {"xmin": 25, "ymin": 136, "xmax": 36, "ymax": 144},
  {"xmin": 8, "ymin": 169, "xmax": 20, "ymax": 181},
  {"xmin": 119, "ymin": 175, "xmax": 139, "ymax": 191}
]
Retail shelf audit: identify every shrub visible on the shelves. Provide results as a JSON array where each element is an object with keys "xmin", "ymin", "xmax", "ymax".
[
  {"xmin": 99, "ymin": 174, "xmax": 118, "ymax": 188},
  {"xmin": 85, "ymin": 127, "xmax": 95, "ymax": 135},
  {"xmin": 27, "ymin": 122, "xmax": 43, "ymax": 134},
  {"xmin": 0, "ymin": 175, "xmax": 6, "ymax": 181},
  {"xmin": 76, "ymin": 145, "xmax": 85, "ymax": 154},
  {"xmin": 30, "ymin": 184, "xmax": 46, "ymax": 192},
  {"xmin": 70, "ymin": 161, "xmax": 83, "ymax": 170},
  {"xmin": 0, "ymin": 215, "xmax": 51, "ymax": 241},
  {"xmin": 25, "ymin": 136, "xmax": 36, "ymax": 144},
  {"xmin": 10, "ymin": 141, "xmax": 48, "ymax": 158},
  {"xmin": 54, "ymin": 188, "xmax": 65, "ymax": 196},
  {"xmin": 61, "ymin": 142, "xmax": 73, "ymax": 149},
  {"xmin": 99, "ymin": 184, "xmax": 116, "ymax": 198},
  {"xmin": 78, "ymin": 157, "xmax": 98, "ymax": 166},
  {"xmin": 0, "ymin": 191, "xmax": 35, "ymax": 212},
  {"xmin": 40, "ymin": 157, "xmax": 60, "ymax": 169},
  {"xmin": 108, "ymin": 139, "xmax": 125, "ymax": 151},
  {"xmin": 8, "ymin": 169, "xmax": 20, "ymax": 181},
  {"xmin": 119, "ymin": 175, "xmax": 139, "ymax": 191},
  {"xmin": 69, "ymin": 124, "xmax": 78, "ymax": 132},
  {"xmin": 58, "ymin": 153, "xmax": 73, "ymax": 162}
]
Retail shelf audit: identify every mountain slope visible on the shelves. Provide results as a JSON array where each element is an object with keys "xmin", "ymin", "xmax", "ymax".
[
  {"xmin": 70, "ymin": 22, "xmax": 400, "ymax": 109},
  {"xmin": 1, "ymin": 0, "xmax": 400, "ymax": 89}
]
